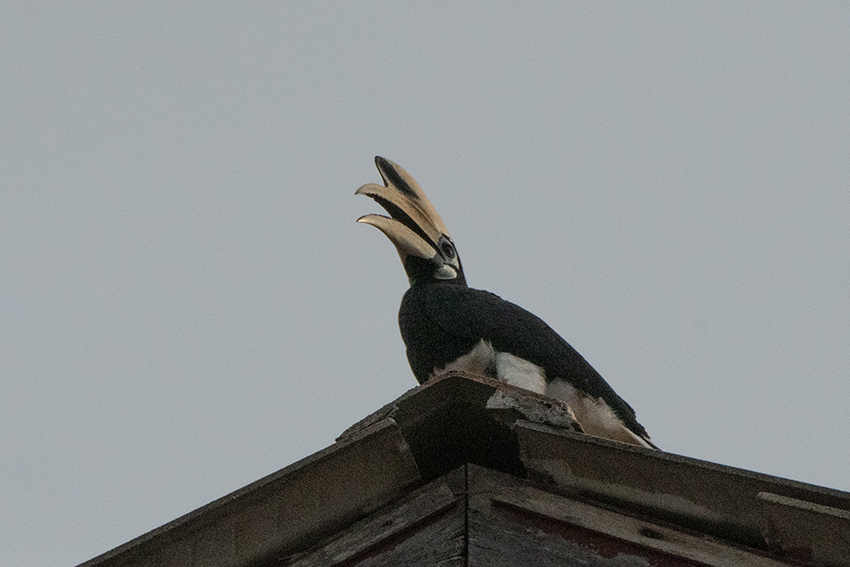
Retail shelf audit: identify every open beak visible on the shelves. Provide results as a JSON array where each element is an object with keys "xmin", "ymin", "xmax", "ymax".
[{"xmin": 356, "ymin": 156, "xmax": 451, "ymax": 262}]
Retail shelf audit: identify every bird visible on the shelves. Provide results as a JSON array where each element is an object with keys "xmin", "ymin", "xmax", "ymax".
[{"xmin": 356, "ymin": 156, "xmax": 656, "ymax": 449}]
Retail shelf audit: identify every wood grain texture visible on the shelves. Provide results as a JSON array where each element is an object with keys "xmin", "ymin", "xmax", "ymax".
[
  {"xmin": 282, "ymin": 469, "xmax": 466, "ymax": 567},
  {"xmin": 466, "ymin": 465, "xmax": 788, "ymax": 567}
]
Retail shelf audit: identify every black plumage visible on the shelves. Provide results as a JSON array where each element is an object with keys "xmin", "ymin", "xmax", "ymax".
[
  {"xmin": 357, "ymin": 156, "xmax": 655, "ymax": 448},
  {"xmin": 399, "ymin": 283, "xmax": 649, "ymax": 441}
]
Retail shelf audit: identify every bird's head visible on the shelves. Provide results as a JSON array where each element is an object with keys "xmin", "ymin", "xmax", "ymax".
[{"xmin": 357, "ymin": 156, "xmax": 466, "ymax": 287}]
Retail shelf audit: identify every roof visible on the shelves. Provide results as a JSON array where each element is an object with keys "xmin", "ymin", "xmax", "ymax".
[{"xmin": 78, "ymin": 372, "xmax": 850, "ymax": 567}]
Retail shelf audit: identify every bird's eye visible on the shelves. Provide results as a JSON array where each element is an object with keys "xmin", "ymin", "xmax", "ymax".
[{"xmin": 441, "ymin": 241, "xmax": 456, "ymax": 259}]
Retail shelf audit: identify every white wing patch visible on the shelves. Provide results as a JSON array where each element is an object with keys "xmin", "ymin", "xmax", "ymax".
[
  {"xmin": 437, "ymin": 341, "xmax": 547, "ymax": 395},
  {"xmin": 437, "ymin": 339, "xmax": 496, "ymax": 376},
  {"xmin": 494, "ymin": 352, "xmax": 547, "ymax": 395}
]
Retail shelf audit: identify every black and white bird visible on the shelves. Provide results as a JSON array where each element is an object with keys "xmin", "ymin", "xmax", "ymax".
[{"xmin": 356, "ymin": 157, "xmax": 656, "ymax": 449}]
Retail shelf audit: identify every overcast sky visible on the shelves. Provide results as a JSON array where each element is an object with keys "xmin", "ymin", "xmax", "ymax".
[{"xmin": 2, "ymin": 4, "xmax": 849, "ymax": 566}]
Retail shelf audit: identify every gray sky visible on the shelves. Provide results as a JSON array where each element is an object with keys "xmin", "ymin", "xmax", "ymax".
[{"xmin": 2, "ymin": 4, "xmax": 849, "ymax": 566}]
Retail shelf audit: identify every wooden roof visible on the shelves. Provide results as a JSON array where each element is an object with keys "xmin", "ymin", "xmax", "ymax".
[{"xmin": 79, "ymin": 372, "xmax": 850, "ymax": 567}]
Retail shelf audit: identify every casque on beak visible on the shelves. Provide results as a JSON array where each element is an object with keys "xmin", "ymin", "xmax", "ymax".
[{"xmin": 356, "ymin": 157, "xmax": 461, "ymax": 283}]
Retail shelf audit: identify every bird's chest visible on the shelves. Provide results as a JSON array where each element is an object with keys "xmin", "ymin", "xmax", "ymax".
[
  {"xmin": 398, "ymin": 290, "xmax": 478, "ymax": 383},
  {"xmin": 398, "ymin": 288, "xmax": 548, "ymax": 395}
]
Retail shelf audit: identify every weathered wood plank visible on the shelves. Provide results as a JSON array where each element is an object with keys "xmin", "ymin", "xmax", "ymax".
[
  {"xmin": 352, "ymin": 505, "xmax": 465, "ymax": 567},
  {"xmin": 758, "ymin": 491, "xmax": 850, "ymax": 566},
  {"xmin": 469, "ymin": 503, "xmax": 665, "ymax": 567},
  {"xmin": 467, "ymin": 465, "xmax": 790, "ymax": 567},
  {"xmin": 80, "ymin": 419, "xmax": 420, "ymax": 567},
  {"xmin": 283, "ymin": 468, "xmax": 466, "ymax": 567},
  {"xmin": 515, "ymin": 419, "xmax": 850, "ymax": 551}
]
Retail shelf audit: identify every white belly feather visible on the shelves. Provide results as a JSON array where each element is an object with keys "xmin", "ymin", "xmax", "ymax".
[{"xmin": 494, "ymin": 351, "xmax": 547, "ymax": 394}]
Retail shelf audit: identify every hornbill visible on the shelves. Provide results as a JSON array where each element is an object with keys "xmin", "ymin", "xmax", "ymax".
[{"xmin": 356, "ymin": 157, "xmax": 656, "ymax": 449}]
